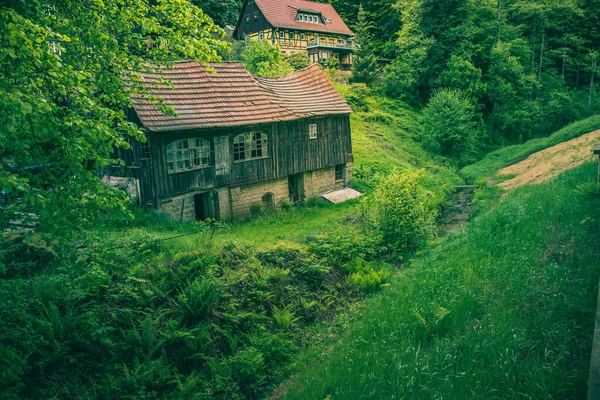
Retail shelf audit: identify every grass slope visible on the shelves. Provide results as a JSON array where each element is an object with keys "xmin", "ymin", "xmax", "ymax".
[
  {"xmin": 461, "ymin": 115, "xmax": 600, "ymax": 182},
  {"xmin": 282, "ymin": 162, "xmax": 600, "ymax": 400}
]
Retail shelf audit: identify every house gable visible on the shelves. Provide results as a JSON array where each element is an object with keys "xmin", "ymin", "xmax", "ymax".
[{"xmin": 234, "ymin": 0, "xmax": 272, "ymax": 40}]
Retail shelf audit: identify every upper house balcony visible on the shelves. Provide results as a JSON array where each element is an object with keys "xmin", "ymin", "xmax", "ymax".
[{"xmin": 307, "ymin": 37, "xmax": 355, "ymax": 52}]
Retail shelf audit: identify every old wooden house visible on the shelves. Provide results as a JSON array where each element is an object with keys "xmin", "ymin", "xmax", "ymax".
[
  {"xmin": 110, "ymin": 62, "xmax": 353, "ymax": 221},
  {"xmin": 233, "ymin": 0, "xmax": 355, "ymax": 70}
]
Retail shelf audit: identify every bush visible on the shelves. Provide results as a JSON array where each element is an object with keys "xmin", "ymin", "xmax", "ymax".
[
  {"xmin": 285, "ymin": 52, "xmax": 310, "ymax": 71},
  {"xmin": 278, "ymin": 198, "xmax": 294, "ymax": 211},
  {"xmin": 423, "ymin": 88, "xmax": 483, "ymax": 164},
  {"xmin": 366, "ymin": 169, "xmax": 436, "ymax": 254}
]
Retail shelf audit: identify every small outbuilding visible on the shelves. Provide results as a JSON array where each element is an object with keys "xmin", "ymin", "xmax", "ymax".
[{"xmin": 109, "ymin": 62, "xmax": 353, "ymax": 221}]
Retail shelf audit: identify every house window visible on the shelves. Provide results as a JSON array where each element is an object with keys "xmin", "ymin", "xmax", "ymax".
[
  {"xmin": 335, "ymin": 164, "xmax": 345, "ymax": 182},
  {"xmin": 166, "ymin": 138, "xmax": 211, "ymax": 174},
  {"xmin": 140, "ymin": 140, "xmax": 150, "ymax": 160},
  {"xmin": 258, "ymin": 32, "xmax": 264, "ymax": 41},
  {"xmin": 309, "ymin": 124, "xmax": 317, "ymax": 139},
  {"xmin": 279, "ymin": 31, "xmax": 285, "ymax": 39},
  {"xmin": 245, "ymin": 16, "xmax": 251, "ymax": 24},
  {"xmin": 309, "ymin": 15, "xmax": 313, "ymax": 22},
  {"xmin": 289, "ymin": 32, "xmax": 294, "ymax": 40},
  {"xmin": 301, "ymin": 33, "xmax": 306, "ymax": 40},
  {"xmin": 233, "ymin": 132, "xmax": 268, "ymax": 162}
]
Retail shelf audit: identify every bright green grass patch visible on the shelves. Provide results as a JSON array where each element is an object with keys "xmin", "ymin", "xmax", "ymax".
[
  {"xmin": 349, "ymin": 95, "xmax": 462, "ymax": 195},
  {"xmin": 461, "ymin": 115, "xmax": 600, "ymax": 182},
  {"xmin": 282, "ymin": 162, "xmax": 600, "ymax": 400}
]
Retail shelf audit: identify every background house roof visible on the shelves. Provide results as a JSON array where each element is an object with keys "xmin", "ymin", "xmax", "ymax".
[
  {"xmin": 254, "ymin": 0, "xmax": 354, "ymax": 36},
  {"xmin": 130, "ymin": 62, "xmax": 351, "ymax": 133}
]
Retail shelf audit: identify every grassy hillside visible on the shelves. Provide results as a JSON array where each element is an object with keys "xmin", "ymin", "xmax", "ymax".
[
  {"xmin": 461, "ymin": 115, "xmax": 600, "ymax": 182},
  {"xmin": 336, "ymin": 83, "xmax": 462, "ymax": 196},
  {"xmin": 281, "ymin": 162, "xmax": 600, "ymax": 400}
]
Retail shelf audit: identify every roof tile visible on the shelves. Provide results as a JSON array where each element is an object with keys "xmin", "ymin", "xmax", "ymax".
[
  {"xmin": 254, "ymin": 0, "xmax": 354, "ymax": 36},
  {"xmin": 131, "ymin": 62, "xmax": 351, "ymax": 133}
]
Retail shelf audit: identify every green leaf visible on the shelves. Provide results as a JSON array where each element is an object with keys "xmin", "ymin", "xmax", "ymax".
[
  {"xmin": 20, "ymin": 102, "xmax": 32, "ymax": 115},
  {"xmin": 2, "ymin": 183, "xmax": 13, "ymax": 194}
]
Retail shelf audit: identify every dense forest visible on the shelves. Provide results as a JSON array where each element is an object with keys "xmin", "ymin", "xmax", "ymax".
[{"xmin": 1, "ymin": 0, "xmax": 600, "ymax": 399}]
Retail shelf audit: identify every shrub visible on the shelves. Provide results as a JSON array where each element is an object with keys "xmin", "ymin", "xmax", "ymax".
[
  {"xmin": 285, "ymin": 52, "xmax": 310, "ymax": 71},
  {"xmin": 306, "ymin": 223, "xmax": 382, "ymax": 266},
  {"xmin": 278, "ymin": 198, "xmax": 294, "ymax": 211},
  {"xmin": 250, "ymin": 203, "xmax": 263, "ymax": 216},
  {"xmin": 423, "ymin": 88, "xmax": 483, "ymax": 163},
  {"xmin": 343, "ymin": 83, "xmax": 371, "ymax": 112},
  {"xmin": 366, "ymin": 169, "xmax": 436, "ymax": 254}
]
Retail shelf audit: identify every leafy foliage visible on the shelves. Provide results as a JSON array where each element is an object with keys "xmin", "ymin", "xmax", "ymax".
[
  {"xmin": 242, "ymin": 41, "xmax": 294, "ymax": 78},
  {"xmin": 285, "ymin": 52, "xmax": 310, "ymax": 71},
  {"xmin": 0, "ymin": 1, "xmax": 226, "ymax": 231},
  {"xmin": 423, "ymin": 88, "xmax": 483, "ymax": 163},
  {"xmin": 366, "ymin": 169, "xmax": 437, "ymax": 254}
]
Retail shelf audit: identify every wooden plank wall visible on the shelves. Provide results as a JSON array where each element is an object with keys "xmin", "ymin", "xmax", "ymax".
[{"xmin": 146, "ymin": 115, "xmax": 352, "ymax": 204}]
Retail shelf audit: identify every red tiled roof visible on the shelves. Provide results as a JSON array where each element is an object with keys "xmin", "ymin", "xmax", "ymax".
[
  {"xmin": 130, "ymin": 62, "xmax": 351, "ymax": 133},
  {"xmin": 255, "ymin": 64, "xmax": 352, "ymax": 117},
  {"xmin": 254, "ymin": 0, "xmax": 354, "ymax": 36}
]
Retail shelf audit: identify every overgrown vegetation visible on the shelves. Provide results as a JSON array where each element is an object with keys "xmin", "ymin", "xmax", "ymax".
[
  {"xmin": 282, "ymin": 162, "xmax": 600, "ymax": 400},
  {"xmin": 0, "ymin": 218, "xmax": 395, "ymax": 399}
]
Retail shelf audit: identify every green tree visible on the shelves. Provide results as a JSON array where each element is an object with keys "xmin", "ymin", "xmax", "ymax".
[
  {"xmin": 191, "ymin": 0, "xmax": 241, "ymax": 27},
  {"xmin": 0, "ymin": 1, "xmax": 226, "ymax": 231},
  {"xmin": 242, "ymin": 41, "xmax": 294, "ymax": 77},
  {"xmin": 350, "ymin": 5, "xmax": 378, "ymax": 85},
  {"xmin": 285, "ymin": 52, "xmax": 310, "ymax": 71},
  {"xmin": 437, "ymin": 55, "xmax": 487, "ymax": 103},
  {"xmin": 383, "ymin": 0, "xmax": 432, "ymax": 103},
  {"xmin": 423, "ymin": 88, "xmax": 482, "ymax": 162}
]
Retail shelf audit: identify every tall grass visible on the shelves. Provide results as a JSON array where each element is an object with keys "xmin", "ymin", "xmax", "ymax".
[
  {"xmin": 461, "ymin": 115, "xmax": 600, "ymax": 182},
  {"xmin": 282, "ymin": 162, "xmax": 600, "ymax": 400}
]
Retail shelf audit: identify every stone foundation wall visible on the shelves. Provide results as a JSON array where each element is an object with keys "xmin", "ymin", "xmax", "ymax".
[
  {"xmin": 154, "ymin": 163, "xmax": 354, "ymax": 221},
  {"xmin": 229, "ymin": 177, "xmax": 289, "ymax": 219},
  {"xmin": 303, "ymin": 166, "xmax": 344, "ymax": 198},
  {"xmin": 157, "ymin": 193, "xmax": 196, "ymax": 222}
]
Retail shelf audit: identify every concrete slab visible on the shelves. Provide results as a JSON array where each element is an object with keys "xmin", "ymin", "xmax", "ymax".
[{"xmin": 321, "ymin": 188, "xmax": 362, "ymax": 204}]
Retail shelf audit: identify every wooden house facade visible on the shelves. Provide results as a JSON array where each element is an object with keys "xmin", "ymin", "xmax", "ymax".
[
  {"xmin": 109, "ymin": 62, "xmax": 353, "ymax": 221},
  {"xmin": 233, "ymin": 0, "xmax": 355, "ymax": 70}
]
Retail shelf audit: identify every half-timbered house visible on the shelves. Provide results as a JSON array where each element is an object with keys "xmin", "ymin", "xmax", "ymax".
[
  {"xmin": 233, "ymin": 0, "xmax": 354, "ymax": 70},
  {"xmin": 110, "ymin": 61, "xmax": 353, "ymax": 221}
]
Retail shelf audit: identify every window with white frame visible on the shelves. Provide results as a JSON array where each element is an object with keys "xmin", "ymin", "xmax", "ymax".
[
  {"xmin": 258, "ymin": 32, "xmax": 264, "ymax": 41},
  {"xmin": 166, "ymin": 138, "xmax": 211, "ymax": 174},
  {"xmin": 279, "ymin": 31, "xmax": 285, "ymax": 39},
  {"xmin": 309, "ymin": 124, "xmax": 317, "ymax": 139},
  {"xmin": 233, "ymin": 132, "xmax": 268, "ymax": 162},
  {"xmin": 296, "ymin": 13, "xmax": 322, "ymax": 24}
]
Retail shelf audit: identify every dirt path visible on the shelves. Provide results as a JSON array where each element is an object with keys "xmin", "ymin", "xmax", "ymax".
[{"xmin": 498, "ymin": 129, "xmax": 600, "ymax": 190}]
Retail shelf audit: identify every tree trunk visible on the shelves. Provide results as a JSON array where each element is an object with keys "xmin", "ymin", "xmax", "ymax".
[
  {"xmin": 536, "ymin": 27, "xmax": 545, "ymax": 99},
  {"xmin": 497, "ymin": 0, "xmax": 502, "ymax": 43},
  {"xmin": 590, "ymin": 58, "xmax": 597, "ymax": 108},
  {"xmin": 530, "ymin": 17, "xmax": 536, "ymax": 100}
]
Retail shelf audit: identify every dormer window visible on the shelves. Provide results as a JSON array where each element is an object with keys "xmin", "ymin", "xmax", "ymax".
[{"xmin": 296, "ymin": 12, "xmax": 322, "ymax": 24}]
